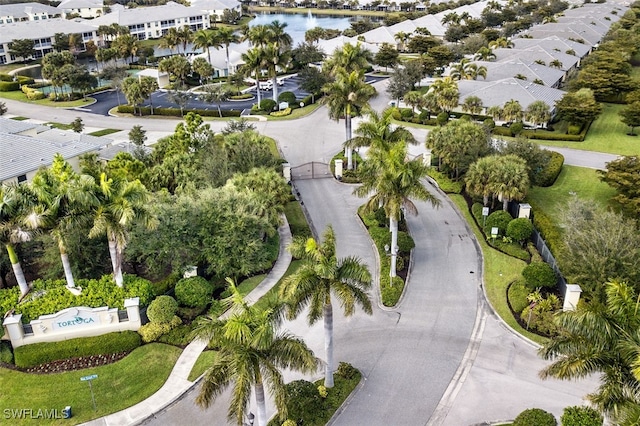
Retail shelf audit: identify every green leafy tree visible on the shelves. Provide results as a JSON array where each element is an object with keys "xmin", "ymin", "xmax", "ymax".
[
  {"xmin": 500, "ymin": 137, "xmax": 551, "ymax": 186},
  {"xmin": 539, "ymin": 280, "xmax": 640, "ymax": 422},
  {"xmin": 465, "ymin": 156, "xmax": 494, "ymax": 206},
  {"xmin": 280, "ymin": 226, "xmax": 371, "ymax": 387},
  {"xmin": 323, "ymin": 42, "xmax": 372, "ymax": 76},
  {"xmin": 322, "ymin": 69, "xmax": 376, "ymax": 170},
  {"xmin": 525, "ymin": 100, "xmax": 551, "ymax": 130},
  {"xmin": 241, "ymin": 47, "xmax": 266, "ymax": 105},
  {"xmin": 426, "ymin": 120, "xmax": 491, "ymax": 178},
  {"xmin": 619, "ymin": 102, "xmax": 640, "ymax": 135},
  {"xmin": 129, "ymin": 125, "xmax": 147, "ymax": 159},
  {"xmin": 555, "ymin": 88, "xmax": 602, "ymax": 126},
  {"xmin": 599, "ymin": 155, "xmax": 640, "ymax": 218},
  {"xmin": 461, "ymin": 95, "xmax": 483, "ymax": 116},
  {"xmin": 8, "ymin": 39, "xmax": 35, "ymax": 63},
  {"xmin": 193, "ymin": 279, "xmax": 319, "ymax": 426},
  {"xmin": 159, "ymin": 27, "xmax": 180, "ymax": 55},
  {"xmin": 374, "ymin": 43, "xmax": 399, "ymax": 71},
  {"xmin": 192, "ymin": 57, "xmax": 214, "ymax": 84},
  {"xmin": 502, "ymin": 99, "xmax": 523, "ymax": 123},
  {"xmin": 159, "ymin": 55, "xmax": 191, "ymax": 86},
  {"xmin": 430, "ymin": 77, "xmax": 459, "ymax": 112},
  {"xmin": 202, "ymin": 84, "xmax": 229, "ymax": 117},
  {"xmin": 71, "ymin": 117, "xmax": 84, "ymax": 133}
]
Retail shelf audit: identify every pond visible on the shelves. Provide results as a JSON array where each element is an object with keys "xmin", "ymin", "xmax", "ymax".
[{"xmin": 249, "ymin": 12, "xmax": 352, "ymax": 46}]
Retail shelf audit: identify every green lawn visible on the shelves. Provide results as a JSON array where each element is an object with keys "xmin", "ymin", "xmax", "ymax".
[
  {"xmin": 449, "ymin": 194, "xmax": 544, "ymax": 344},
  {"xmin": 188, "ymin": 350, "xmax": 216, "ymax": 382},
  {"xmin": 526, "ymin": 166, "xmax": 617, "ymax": 225},
  {"xmin": 88, "ymin": 128, "xmax": 121, "ymax": 137},
  {"xmin": 237, "ymin": 274, "xmax": 267, "ymax": 296},
  {"xmin": 0, "ymin": 343, "xmax": 181, "ymax": 425},
  {"xmin": 539, "ymin": 103, "xmax": 640, "ymax": 156},
  {"xmin": 0, "ymin": 90, "xmax": 94, "ymax": 108}
]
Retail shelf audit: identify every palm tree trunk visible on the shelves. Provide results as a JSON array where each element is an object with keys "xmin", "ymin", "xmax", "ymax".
[
  {"xmin": 108, "ymin": 237, "xmax": 124, "ymax": 287},
  {"xmin": 503, "ymin": 196, "xmax": 509, "ymax": 211},
  {"xmin": 390, "ymin": 216, "xmax": 399, "ymax": 278},
  {"xmin": 483, "ymin": 195, "xmax": 489, "ymax": 206},
  {"xmin": 272, "ymin": 75, "xmax": 278, "ymax": 102},
  {"xmin": 324, "ymin": 301, "xmax": 335, "ymax": 388},
  {"xmin": 60, "ymin": 251, "xmax": 76, "ymax": 288},
  {"xmin": 345, "ymin": 113, "xmax": 353, "ymax": 170},
  {"xmin": 255, "ymin": 72, "xmax": 262, "ymax": 105},
  {"xmin": 255, "ymin": 382, "xmax": 268, "ymax": 426},
  {"xmin": 225, "ymin": 45, "xmax": 230, "ymax": 80},
  {"xmin": 6, "ymin": 244, "xmax": 29, "ymax": 296}
]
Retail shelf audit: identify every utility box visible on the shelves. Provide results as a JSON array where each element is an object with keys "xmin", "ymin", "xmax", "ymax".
[{"xmin": 518, "ymin": 203, "xmax": 532, "ymax": 219}]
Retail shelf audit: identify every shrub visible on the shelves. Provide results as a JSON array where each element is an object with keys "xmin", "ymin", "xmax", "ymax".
[
  {"xmin": 0, "ymin": 340, "xmax": 14, "ymax": 364},
  {"xmin": 400, "ymin": 108, "xmax": 414, "ymax": 119},
  {"xmin": 436, "ymin": 111, "xmax": 449, "ymax": 125},
  {"xmin": 483, "ymin": 118, "xmax": 495, "ymax": 129},
  {"xmin": 520, "ymin": 291, "xmax": 560, "ymax": 335},
  {"xmin": 397, "ymin": 231, "xmax": 415, "ymax": 253},
  {"xmin": 0, "ymin": 81, "xmax": 20, "ymax": 92},
  {"xmin": 139, "ymin": 315, "xmax": 182, "ymax": 343},
  {"xmin": 510, "ymin": 122, "xmax": 524, "ymax": 136},
  {"xmin": 147, "ymin": 295, "xmax": 178, "ymax": 324},
  {"xmin": 270, "ymin": 107, "xmax": 292, "ymax": 117},
  {"xmin": 336, "ymin": 362, "xmax": 359, "ymax": 379},
  {"xmin": 485, "ymin": 210, "xmax": 513, "ymax": 235},
  {"xmin": 152, "ymin": 272, "xmax": 181, "ymax": 296},
  {"xmin": 0, "ymin": 73, "xmax": 12, "ymax": 82},
  {"xmin": 507, "ymin": 218, "xmax": 534, "ymax": 245},
  {"xmin": 537, "ymin": 151, "xmax": 564, "ymax": 187},
  {"xmin": 278, "ymin": 91, "xmax": 296, "ymax": 104},
  {"xmin": 567, "ymin": 124, "xmax": 582, "ymax": 135},
  {"xmin": 522, "ymin": 262, "xmax": 557, "ymax": 290},
  {"xmin": 116, "ymin": 105, "xmax": 241, "ymax": 117},
  {"xmin": 175, "ymin": 276, "xmax": 214, "ymax": 308},
  {"xmin": 14, "ymin": 331, "xmax": 141, "ymax": 368},
  {"xmin": 513, "ymin": 408, "xmax": 557, "ymax": 426},
  {"xmin": 260, "ymin": 98, "xmax": 277, "ymax": 112},
  {"xmin": 390, "ymin": 107, "xmax": 402, "ymax": 120},
  {"xmin": 561, "ymin": 406, "xmax": 602, "ymax": 426},
  {"xmin": 284, "ymin": 380, "xmax": 321, "ymax": 424},
  {"xmin": 507, "ymin": 279, "xmax": 530, "ymax": 313},
  {"xmin": 418, "ymin": 110, "xmax": 430, "ymax": 121},
  {"xmin": 229, "ymin": 93, "xmax": 253, "ymax": 100}
]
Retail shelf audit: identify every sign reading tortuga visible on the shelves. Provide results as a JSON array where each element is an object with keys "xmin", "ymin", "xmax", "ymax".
[{"xmin": 53, "ymin": 310, "xmax": 100, "ymax": 331}]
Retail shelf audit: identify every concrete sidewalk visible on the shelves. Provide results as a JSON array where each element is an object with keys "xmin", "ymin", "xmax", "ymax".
[{"xmin": 82, "ymin": 217, "xmax": 293, "ymax": 426}]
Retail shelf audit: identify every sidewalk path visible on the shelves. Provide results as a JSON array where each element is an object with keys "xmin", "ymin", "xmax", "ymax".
[{"xmin": 82, "ymin": 217, "xmax": 292, "ymax": 426}]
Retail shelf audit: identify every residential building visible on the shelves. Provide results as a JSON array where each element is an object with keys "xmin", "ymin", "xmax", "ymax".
[
  {"xmin": 57, "ymin": 0, "xmax": 105, "ymax": 19},
  {"xmin": 0, "ymin": 2, "xmax": 60, "ymax": 24}
]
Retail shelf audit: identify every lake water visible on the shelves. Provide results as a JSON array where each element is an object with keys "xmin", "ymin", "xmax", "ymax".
[{"xmin": 249, "ymin": 12, "xmax": 352, "ymax": 47}]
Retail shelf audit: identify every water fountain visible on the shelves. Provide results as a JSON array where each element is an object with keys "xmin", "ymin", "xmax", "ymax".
[{"xmin": 306, "ymin": 10, "xmax": 317, "ymax": 29}]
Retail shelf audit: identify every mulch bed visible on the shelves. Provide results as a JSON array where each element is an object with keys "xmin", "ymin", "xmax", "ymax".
[{"xmin": 2, "ymin": 352, "xmax": 129, "ymax": 374}]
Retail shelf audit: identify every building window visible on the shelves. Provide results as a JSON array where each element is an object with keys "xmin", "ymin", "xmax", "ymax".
[
  {"xmin": 17, "ymin": 175, "xmax": 27, "ymax": 183},
  {"xmin": 34, "ymin": 16, "xmax": 39, "ymax": 20}
]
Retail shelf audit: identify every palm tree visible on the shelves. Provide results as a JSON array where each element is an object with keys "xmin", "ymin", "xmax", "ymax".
[
  {"xmin": 216, "ymin": 27, "xmax": 240, "ymax": 77},
  {"xmin": 525, "ymin": 100, "xmax": 551, "ymax": 130},
  {"xmin": 487, "ymin": 105, "xmax": 502, "ymax": 121},
  {"xmin": 30, "ymin": 155, "xmax": 97, "ymax": 288},
  {"xmin": 549, "ymin": 59, "xmax": 563, "ymax": 69},
  {"xmin": 241, "ymin": 47, "xmax": 265, "ymax": 105},
  {"xmin": 89, "ymin": 173, "xmax": 156, "ymax": 287},
  {"xmin": 394, "ymin": 31, "xmax": 411, "ymax": 52},
  {"xmin": 491, "ymin": 154, "xmax": 529, "ymax": 211},
  {"xmin": 502, "ymin": 99, "xmax": 523, "ymax": 123},
  {"xmin": 324, "ymin": 42, "xmax": 372, "ymax": 76},
  {"xmin": 450, "ymin": 59, "xmax": 487, "ymax": 81},
  {"xmin": 322, "ymin": 69, "xmax": 377, "ymax": 170},
  {"xmin": 280, "ymin": 226, "xmax": 372, "ymax": 388},
  {"xmin": 403, "ymin": 91, "xmax": 424, "ymax": 113},
  {"xmin": 539, "ymin": 280, "xmax": 640, "ymax": 423},
  {"xmin": 430, "ymin": 76, "xmax": 459, "ymax": 113},
  {"xmin": 262, "ymin": 42, "xmax": 290, "ymax": 102},
  {"xmin": 465, "ymin": 156, "xmax": 494, "ymax": 206},
  {"xmin": 193, "ymin": 29, "xmax": 221, "ymax": 66},
  {"xmin": 159, "ymin": 27, "xmax": 180, "ymax": 55},
  {"xmin": 355, "ymin": 141, "xmax": 438, "ymax": 277},
  {"xmin": 0, "ymin": 184, "xmax": 42, "ymax": 296},
  {"xmin": 193, "ymin": 279, "xmax": 319, "ymax": 426},
  {"xmin": 346, "ymin": 107, "xmax": 416, "ymax": 151},
  {"xmin": 462, "ymin": 95, "xmax": 483, "ymax": 116},
  {"xmin": 268, "ymin": 20, "xmax": 293, "ymax": 49},
  {"xmin": 244, "ymin": 24, "xmax": 272, "ymax": 47},
  {"xmin": 176, "ymin": 25, "xmax": 193, "ymax": 55},
  {"xmin": 489, "ymin": 37, "xmax": 513, "ymax": 49},
  {"xmin": 202, "ymin": 83, "xmax": 228, "ymax": 117},
  {"xmin": 474, "ymin": 46, "xmax": 496, "ymax": 61}
]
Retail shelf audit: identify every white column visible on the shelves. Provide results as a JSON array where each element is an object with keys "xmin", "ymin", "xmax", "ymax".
[
  {"xmin": 563, "ymin": 284, "xmax": 582, "ymax": 312},
  {"xmin": 334, "ymin": 159, "xmax": 343, "ymax": 180}
]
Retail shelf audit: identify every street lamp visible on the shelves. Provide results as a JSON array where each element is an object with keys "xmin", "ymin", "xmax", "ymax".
[{"xmin": 247, "ymin": 412, "xmax": 255, "ymax": 426}]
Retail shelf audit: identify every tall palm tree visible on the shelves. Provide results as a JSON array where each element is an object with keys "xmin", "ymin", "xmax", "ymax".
[
  {"xmin": 268, "ymin": 20, "xmax": 293, "ymax": 49},
  {"xmin": 539, "ymin": 280, "xmax": 640, "ymax": 423},
  {"xmin": 0, "ymin": 184, "xmax": 42, "ymax": 296},
  {"xmin": 465, "ymin": 156, "xmax": 494, "ymax": 206},
  {"xmin": 216, "ymin": 26, "xmax": 240, "ymax": 77},
  {"xmin": 244, "ymin": 24, "xmax": 272, "ymax": 47},
  {"xmin": 322, "ymin": 69, "xmax": 376, "ymax": 170},
  {"xmin": 394, "ymin": 31, "xmax": 411, "ymax": 52},
  {"xmin": 30, "ymin": 155, "xmax": 97, "ymax": 288},
  {"xmin": 280, "ymin": 226, "xmax": 372, "ymax": 388},
  {"xmin": 355, "ymin": 141, "xmax": 438, "ymax": 277},
  {"xmin": 403, "ymin": 91, "xmax": 424, "ymax": 113},
  {"xmin": 193, "ymin": 279, "xmax": 319, "ymax": 426},
  {"xmin": 261, "ymin": 42, "xmax": 290, "ymax": 101},
  {"xmin": 324, "ymin": 42, "xmax": 372, "ymax": 76},
  {"xmin": 525, "ymin": 100, "xmax": 551, "ymax": 130},
  {"xmin": 176, "ymin": 25, "xmax": 193, "ymax": 56},
  {"xmin": 474, "ymin": 46, "xmax": 496, "ymax": 61},
  {"xmin": 346, "ymin": 107, "xmax": 417, "ymax": 151},
  {"xmin": 241, "ymin": 47, "xmax": 266, "ymax": 105},
  {"xmin": 489, "ymin": 37, "xmax": 513, "ymax": 49},
  {"xmin": 159, "ymin": 27, "xmax": 180, "ymax": 55},
  {"xmin": 89, "ymin": 173, "xmax": 156, "ymax": 287},
  {"xmin": 502, "ymin": 99, "xmax": 523, "ymax": 123},
  {"xmin": 491, "ymin": 154, "xmax": 529, "ymax": 211},
  {"xmin": 462, "ymin": 95, "xmax": 483, "ymax": 116},
  {"xmin": 430, "ymin": 76, "xmax": 459, "ymax": 113},
  {"xmin": 193, "ymin": 29, "xmax": 221, "ymax": 66}
]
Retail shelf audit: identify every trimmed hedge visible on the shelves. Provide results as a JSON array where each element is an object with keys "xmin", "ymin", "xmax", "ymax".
[
  {"xmin": 270, "ymin": 107, "xmax": 292, "ymax": 117},
  {"xmin": 14, "ymin": 331, "xmax": 142, "ymax": 368},
  {"xmin": 561, "ymin": 406, "xmax": 602, "ymax": 426},
  {"xmin": 0, "ymin": 81, "xmax": 20, "ymax": 92},
  {"xmin": 229, "ymin": 93, "xmax": 253, "ymax": 100},
  {"xmin": 0, "ymin": 73, "xmax": 12, "ymax": 82},
  {"xmin": 485, "ymin": 210, "xmax": 513, "ymax": 235},
  {"xmin": 147, "ymin": 295, "xmax": 178, "ymax": 324},
  {"xmin": 537, "ymin": 151, "xmax": 564, "ymax": 187},
  {"xmin": 0, "ymin": 340, "xmax": 14, "ymax": 364},
  {"xmin": 139, "ymin": 315, "xmax": 182, "ymax": 343},
  {"xmin": 175, "ymin": 276, "xmax": 214, "ymax": 308},
  {"xmin": 522, "ymin": 261, "xmax": 557, "ymax": 290},
  {"xmin": 513, "ymin": 408, "xmax": 557, "ymax": 426},
  {"xmin": 528, "ymin": 200, "xmax": 564, "ymax": 256},
  {"xmin": 117, "ymin": 105, "xmax": 241, "ymax": 117}
]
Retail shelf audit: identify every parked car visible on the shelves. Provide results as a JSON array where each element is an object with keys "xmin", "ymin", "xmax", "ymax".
[{"xmin": 259, "ymin": 80, "xmax": 273, "ymax": 90}]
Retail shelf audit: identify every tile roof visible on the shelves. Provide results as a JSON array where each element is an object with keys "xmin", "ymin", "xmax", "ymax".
[
  {"xmin": 457, "ymin": 78, "xmax": 565, "ymax": 111},
  {"xmin": 0, "ymin": 18, "xmax": 96, "ymax": 44},
  {"xmin": 493, "ymin": 46, "xmax": 579, "ymax": 71},
  {"xmin": 0, "ymin": 2, "xmax": 60, "ymax": 18},
  {"xmin": 511, "ymin": 36, "xmax": 591, "ymax": 58},
  {"xmin": 469, "ymin": 60, "xmax": 565, "ymax": 87}
]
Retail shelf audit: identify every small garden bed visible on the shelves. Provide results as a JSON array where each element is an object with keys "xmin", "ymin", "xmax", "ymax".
[{"xmin": 330, "ymin": 150, "xmax": 364, "ymax": 183}]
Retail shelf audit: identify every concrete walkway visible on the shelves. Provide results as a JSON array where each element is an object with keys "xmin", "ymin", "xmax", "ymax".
[{"xmin": 82, "ymin": 217, "xmax": 293, "ymax": 426}]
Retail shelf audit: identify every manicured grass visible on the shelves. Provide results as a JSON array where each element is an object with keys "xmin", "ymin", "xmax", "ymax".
[
  {"xmin": 265, "ymin": 103, "xmax": 323, "ymax": 121},
  {"xmin": 449, "ymin": 194, "xmax": 544, "ymax": 344},
  {"xmin": 0, "ymin": 343, "xmax": 181, "ymax": 425},
  {"xmin": 46, "ymin": 121, "xmax": 73, "ymax": 130},
  {"xmin": 10, "ymin": 116, "xmax": 29, "ymax": 121},
  {"xmin": 538, "ymin": 103, "xmax": 640, "ymax": 156},
  {"xmin": 88, "ymin": 128, "xmax": 121, "ymax": 137},
  {"xmin": 237, "ymin": 274, "xmax": 267, "ymax": 296},
  {"xmin": 284, "ymin": 200, "xmax": 312, "ymax": 237},
  {"xmin": 0, "ymin": 90, "xmax": 94, "ymax": 108},
  {"xmin": 188, "ymin": 350, "xmax": 216, "ymax": 382},
  {"xmin": 526, "ymin": 165, "xmax": 617, "ymax": 225}
]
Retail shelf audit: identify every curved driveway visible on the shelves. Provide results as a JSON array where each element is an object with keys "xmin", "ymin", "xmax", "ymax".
[{"xmin": 2, "ymin": 82, "xmax": 604, "ymax": 424}]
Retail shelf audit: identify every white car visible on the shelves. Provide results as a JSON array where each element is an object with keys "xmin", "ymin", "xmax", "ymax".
[{"xmin": 258, "ymin": 80, "xmax": 273, "ymax": 91}]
